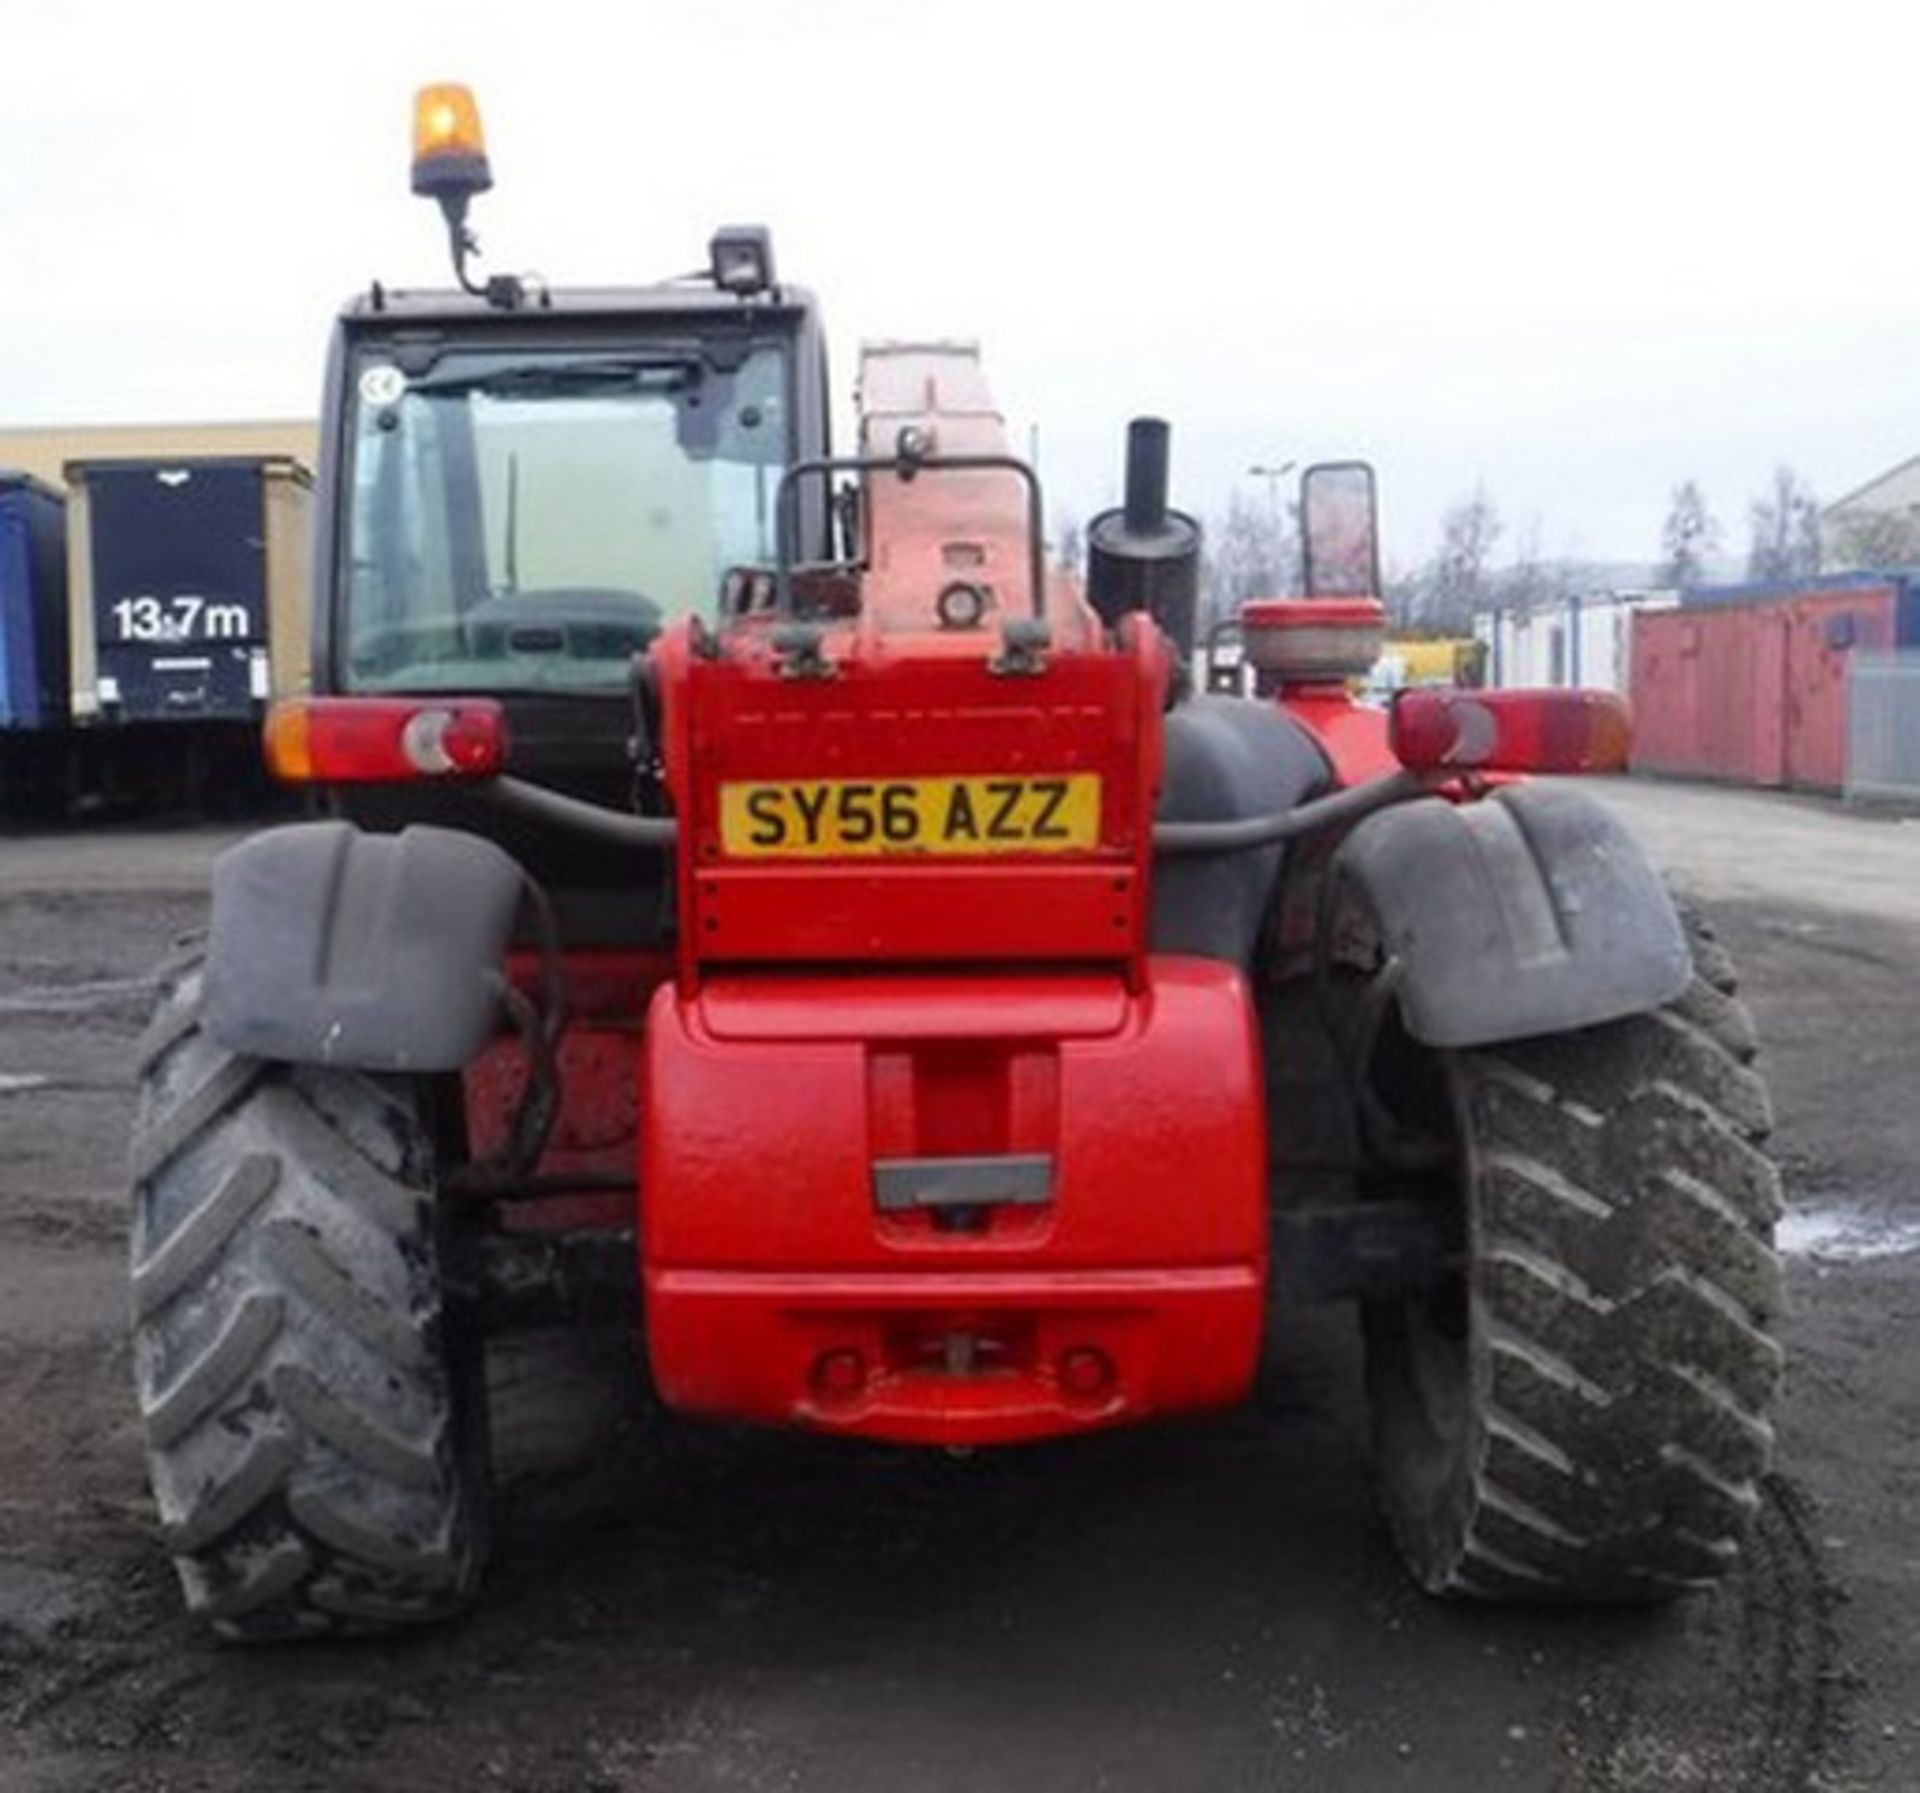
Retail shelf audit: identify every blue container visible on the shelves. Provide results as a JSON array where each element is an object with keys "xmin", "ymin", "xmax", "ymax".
[{"xmin": 0, "ymin": 472, "xmax": 69, "ymax": 729}]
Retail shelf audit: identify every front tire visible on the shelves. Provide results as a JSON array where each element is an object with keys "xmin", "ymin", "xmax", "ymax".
[
  {"xmin": 1364, "ymin": 910, "xmax": 1785, "ymax": 1602},
  {"xmin": 129, "ymin": 951, "xmax": 489, "ymax": 1640}
]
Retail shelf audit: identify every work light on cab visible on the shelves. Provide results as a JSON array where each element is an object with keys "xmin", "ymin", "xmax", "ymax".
[
  {"xmin": 708, "ymin": 226, "xmax": 775, "ymax": 297},
  {"xmin": 1389, "ymin": 687, "xmax": 1631, "ymax": 775},
  {"xmin": 263, "ymin": 698, "xmax": 507, "ymax": 784}
]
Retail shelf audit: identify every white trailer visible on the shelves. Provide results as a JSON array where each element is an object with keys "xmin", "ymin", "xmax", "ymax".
[{"xmin": 1473, "ymin": 589, "xmax": 1676, "ymax": 693}]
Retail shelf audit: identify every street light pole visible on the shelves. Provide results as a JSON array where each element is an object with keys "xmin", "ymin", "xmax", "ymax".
[{"xmin": 1247, "ymin": 460, "xmax": 1296, "ymax": 595}]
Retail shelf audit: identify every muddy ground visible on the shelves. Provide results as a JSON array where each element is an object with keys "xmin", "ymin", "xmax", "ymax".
[{"xmin": 0, "ymin": 779, "xmax": 1915, "ymax": 1791}]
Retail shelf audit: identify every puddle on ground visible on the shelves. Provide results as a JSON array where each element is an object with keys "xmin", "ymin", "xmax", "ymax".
[{"xmin": 1779, "ymin": 1205, "xmax": 1920, "ymax": 1262}]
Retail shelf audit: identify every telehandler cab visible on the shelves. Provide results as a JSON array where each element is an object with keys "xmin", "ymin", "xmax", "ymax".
[{"xmin": 128, "ymin": 85, "xmax": 1782, "ymax": 1638}]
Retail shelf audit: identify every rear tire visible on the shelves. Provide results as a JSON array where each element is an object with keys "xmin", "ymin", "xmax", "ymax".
[
  {"xmin": 129, "ymin": 949, "xmax": 489, "ymax": 1640},
  {"xmin": 1364, "ymin": 908, "xmax": 1785, "ymax": 1602}
]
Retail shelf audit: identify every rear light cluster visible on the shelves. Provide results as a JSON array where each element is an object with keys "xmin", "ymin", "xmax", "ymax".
[
  {"xmin": 263, "ymin": 698, "xmax": 508, "ymax": 784},
  {"xmin": 1389, "ymin": 687, "xmax": 1631, "ymax": 775}
]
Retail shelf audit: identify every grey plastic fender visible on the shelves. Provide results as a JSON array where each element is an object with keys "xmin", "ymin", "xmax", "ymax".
[
  {"xmin": 203, "ymin": 822, "xmax": 526, "ymax": 1072},
  {"xmin": 1332, "ymin": 782, "xmax": 1690, "ymax": 1050},
  {"xmin": 1151, "ymin": 696, "xmax": 1332, "ymax": 966}
]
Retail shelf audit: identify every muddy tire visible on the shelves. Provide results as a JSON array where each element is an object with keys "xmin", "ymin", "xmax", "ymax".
[
  {"xmin": 1364, "ymin": 908, "xmax": 1785, "ymax": 1602},
  {"xmin": 129, "ymin": 950, "xmax": 489, "ymax": 1640}
]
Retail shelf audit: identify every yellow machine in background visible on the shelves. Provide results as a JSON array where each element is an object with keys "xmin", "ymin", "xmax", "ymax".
[{"xmin": 1374, "ymin": 635, "xmax": 1487, "ymax": 690}]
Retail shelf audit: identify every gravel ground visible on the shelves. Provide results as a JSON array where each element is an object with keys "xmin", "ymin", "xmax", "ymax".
[{"xmin": 0, "ymin": 775, "xmax": 1914, "ymax": 1791}]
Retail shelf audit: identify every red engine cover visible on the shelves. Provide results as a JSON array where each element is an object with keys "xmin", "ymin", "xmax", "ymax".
[{"xmin": 641, "ymin": 956, "xmax": 1266, "ymax": 1444}]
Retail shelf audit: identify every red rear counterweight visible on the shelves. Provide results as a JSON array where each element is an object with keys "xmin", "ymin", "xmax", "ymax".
[{"xmin": 641, "ymin": 958, "xmax": 1267, "ymax": 1444}]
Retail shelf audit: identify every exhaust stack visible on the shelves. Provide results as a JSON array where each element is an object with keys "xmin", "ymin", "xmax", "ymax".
[{"xmin": 1085, "ymin": 417, "xmax": 1202, "ymax": 655}]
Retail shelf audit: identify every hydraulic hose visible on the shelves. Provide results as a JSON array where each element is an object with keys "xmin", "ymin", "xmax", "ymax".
[
  {"xmin": 487, "ymin": 769, "xmax": 1432, "ymax": 859},
  {"xmin": 488, "ymin": 775, "xmax": 680, "ymax": 849},
  {"xmin": 1150, "ymin": 770, "xmax": 1433, "ymax": 857}
]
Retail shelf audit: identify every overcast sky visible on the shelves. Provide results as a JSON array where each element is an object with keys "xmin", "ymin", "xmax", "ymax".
[{"xmin": 4, "ymin": 0, "xmax": 1918, "ymax": 567}]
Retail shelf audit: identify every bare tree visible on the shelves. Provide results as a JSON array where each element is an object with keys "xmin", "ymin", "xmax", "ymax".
[
  {"xmin": 1424, "ymin": 486, "xmax": 1502, "ymax": 630},
  {"xmin": 1829, "ymin": 507, "xmax": 1920, "ymax": 570},
  {"xmin": 1657, "ymin": 480, "xmax": 1719, "ymax": 589},
  {"xmin": 1204, "ymin": 489, "xmax": 1293, "ymax": 619},
  {"xmin": 1493, "ymin": 518, "xmax": 1563, "ymax": 617},
  {"xmin": 1381, "ymin": 564, "xmax": 1426, "ymax": 629},
  {"xmin": 1746, "ymin": 465, "xmax": 1822, "ymax": 582}
]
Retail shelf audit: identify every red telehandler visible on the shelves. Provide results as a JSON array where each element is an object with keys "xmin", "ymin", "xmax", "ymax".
[{"xmin": 128, "ymin": 87, "xmax": 1782, "ymax": 1638}]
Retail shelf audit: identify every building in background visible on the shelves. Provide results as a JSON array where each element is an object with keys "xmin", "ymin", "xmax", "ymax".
[{"xmin": 1823, "ymin": 455, "xmax": 1920, "ymax": 568}]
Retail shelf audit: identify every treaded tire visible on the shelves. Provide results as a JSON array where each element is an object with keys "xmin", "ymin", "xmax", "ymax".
[
  {"xmin": 1364, "ymin": 906, "xmax": 1785, "ymax": 1603},
  {"xmin": 129, "ymin": 947, "xmax": 489, "ymax": 1640}
]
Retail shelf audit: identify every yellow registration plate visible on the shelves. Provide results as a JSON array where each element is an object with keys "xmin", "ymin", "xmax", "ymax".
[{"xmin": 719, "ymin": 774, "xmax": 1102, "ymax": 858}]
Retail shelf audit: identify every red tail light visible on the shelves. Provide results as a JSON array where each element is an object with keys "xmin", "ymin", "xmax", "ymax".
[
  {"xmin": 1389, "ymin": 687, "xmax": 1630, "ymax": 775},
  {"xmin": 264, "ymin": 698, "xmax": 508, "ymax": 784}
]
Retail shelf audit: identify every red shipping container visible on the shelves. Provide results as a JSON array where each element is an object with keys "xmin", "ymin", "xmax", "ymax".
[{"xmin": 1630, "ymin": 583, "xmax": 1900, "ymax": 791}]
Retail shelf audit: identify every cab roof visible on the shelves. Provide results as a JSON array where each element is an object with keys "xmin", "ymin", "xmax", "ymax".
[{"xmin": 339, "ymin": 283, "xmax": 819, "ymax": 329}]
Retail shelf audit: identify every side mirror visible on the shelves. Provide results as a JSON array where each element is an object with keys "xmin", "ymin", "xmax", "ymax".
[{"xmin": 1301, "ymin": 462, "xmax": 1380, "ymax": 600}]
